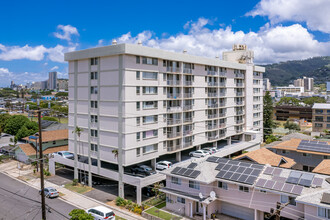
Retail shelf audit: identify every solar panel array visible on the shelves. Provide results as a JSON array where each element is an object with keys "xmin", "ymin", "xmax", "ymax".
[
  {"xmin": 286, "ymin": 171, "xmax": 315, "ymax": 187},
  {"xmin": 256, "ymin": 178, "xmax": 304, "ymax": 195},
  {"xmin": 213, "ymin": 157, "xmax": 264, "ymax": 185},
  {"xmin": 187, "ymin": 163, "xmax": 197, "ymax": 169},
  {"xmin": 297, "ymin": 140, "xmax": 330, "ymax": 154},
  {"xmin": 263, "ymin": 167, "xmax": 282, "ymax": 176},
  {"xmin": 171, "ymin": 167, "xmax": 201, "ymax": 179}
]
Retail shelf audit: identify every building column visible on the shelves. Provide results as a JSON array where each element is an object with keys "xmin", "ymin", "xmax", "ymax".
[
  {"xmin": 176, "ymin": 151, "xmax": 181, "ymax": 162},
  {"xmin": 242, "ymin": 134, "xmax": 245, "ymax": 142},
  {"xmin": 254, "ymin": 209, "xmax": 258, "ymax": 220},
  {"xmin": 88, "ymin": 171, "xmax": 92, "ymax": 187},
  {"xmin": 227, "ymin": 137, "xmax": 231, "ymax": 146},
  {"xmin": 151, "ymin": 158, "xmax": 156, "ymax": 171},
  {"xmin": 136, "ymin": 186, "xmax": 142, "ymax": 205},
  {"xmin": 196, "ymin": 145, "xmax": 201, "ymax": 150},
  {"xmin": 203, "ymin": 205, "xmax": 206, "ymax": 220},
  {"xmin": 189, "ymin": 202, "xmax": 193, "ymax": 218},
  {"xmin": 49, "ymin": 158, "xmax": 55, "ymax": 175}
]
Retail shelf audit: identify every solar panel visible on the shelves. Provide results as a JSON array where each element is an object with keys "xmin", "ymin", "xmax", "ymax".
[
  {"xmin": 264, "ymin": 180, "xmax": 276, "ymax": 189},
  {"xmin": 236, "ymin": 167, "xmax": 246, "ymax": 173},
  {"xmin": 282, "ymin": 184, "xmax": 294, "ymax": 193},
  {"xmin": 229, "ymin": 165, "xmax": 239, "ymax": 172},
  {"xmin": 231, "ymin": 173, "xmax": 241, "ymax": 181},
  {"xmin": 239, "ymin": 162, "xmax": 251, "ymax": 167},
  {"xmin": 222, "ymin": 164, "xmax": 232, "ymax": 171},
  {"xmin": 216, "ymin": 170, "xmax": 227, "ymax": 179},
  {"xmin": 291, "ymin": 185, "xmax": 304, "ymax": 195},
  {"xmin": 286, "ymin": 171, "xmax": 302, "ymax": 184},
  {"xmin": 312, "ymin": 177, "xmax": 323, "ymax": 187},
  {"xmin": 190, "ymin": 170, "xmax": 201, "ymax": 179},
  {"xmin": 215, "ymin": 163, "xmax": 226, "ymax": 171},
  {"xmin": 171, "ymin": 167, "xmax": 181, "ymax": 174},
  {"xmin": 177, "ymin": 168, "xmax": 187, "ymax": 175},
  {"xmin": 255, "ymin": 178, "xmax": 267, "ymax": 187},
  {"xmin": 273, "ymin": 182, "xmax": 285, "ymax": 191},
  {"xmin": 228, "ymin": 160, "xmax": 240, "ymax": 165},
  {"xmin": 183, "ymin": 169, "xmax": 194, "ymax": 177},
  {"xmin": 217, "ymin": 158, "xmax": 230, "ymax": 163},
  {"xmin": 237, "ymin": 174, "xmax": 249, "ymax": 183},
  {"xmin": 272, "ymin": 176, "xmax": 286, "ymax": 182},
  {"xmin": 273, "ymin": 168, "xmax": 282, "ymax": 176},
  {"xmin": 244, "ymin": 168, "xmax": 253, "ymax": 175},
  {"xmin": 245, "ymin": 176, "xmax": 257, "ymax": 185},
  {"xmin": 251, "ymin": 169, "xmax": 262, "ymax": 176},
  {"xmin": 187, "ymin": 163, "xmax": 197, "ymax": 169},
  {"xmin": 297, "ymin": 140, "xmax": 330, "ymax": 154},
  {"xmin": 223, "ymin": 171, "xmax": 234, "ymax": 179},
  {"xmin": 251, "ymin": 164, "xmax": 264, "ymax": 169},
  {"xmin": 206, "ymin": 156, "xmax": 218, "ymax": 163},
  {"xmin": 298, "ymin": 173, "xmax": 314, "ymax": 187},
  {"xmin": 264, "ymin": 167, "xmax": 275, "ymax": 175}
]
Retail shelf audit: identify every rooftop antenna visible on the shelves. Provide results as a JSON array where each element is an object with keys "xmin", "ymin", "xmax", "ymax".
[
  {"xmin": 183, "ymin": 49, "xmax": 187, "ymax": 54},
  {"xmin": 112, "ymin": 39, "xmax": 117, "ymax": 45},
  {"xmin": 138, "ymin": 40, "xmax": 142, "ymax": 46}
]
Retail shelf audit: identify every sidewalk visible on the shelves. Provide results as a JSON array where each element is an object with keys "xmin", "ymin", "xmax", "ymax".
[{"xmin": 0, "ymin": 160, "xmax": 145, "ymax": 220}]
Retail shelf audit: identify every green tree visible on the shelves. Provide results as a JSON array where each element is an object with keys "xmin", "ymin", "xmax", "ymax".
[
  {"xmin": 55, "ymin": 92, "xmax": 68, "ymax": 97},
  {"xmin": 277, "ymin": 97, "xmax": 301, "ymax": 106},
  {"xmin": 42, "ymin": 116, "xmax": 59, "ymax": 122},
  {"xmin": 0, "ymin": 114, "xmax": 11, "ymax": 131},
  {"xmin": 4, "ymin": 115, "xmax": 29, "ymax": 135},
  {"xmin": 263, "ymin": 91, "xmax": 276, "ymax": 141},
  {"xmin": 15, "ymin": 121, "xmax": 38, "ymax": 140},
  {"xmin": 302, "ymin": 96, "xmax": 326, "ymax": 106},
  {"xmin": 69, "ymin": 209, "xmax": 93, "ymax": 220},
  {"xmin": 284, "ymin": 120, "xmax": 301, "ymax": 132}
]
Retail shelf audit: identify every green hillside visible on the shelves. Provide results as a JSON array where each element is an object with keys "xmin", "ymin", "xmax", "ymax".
[{"xmin": 262, "ymin": 56, "xmax": 330, "ymax": 86}]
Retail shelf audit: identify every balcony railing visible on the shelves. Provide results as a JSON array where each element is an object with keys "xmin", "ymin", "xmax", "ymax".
[
  {"xmin": 183, "ymin": 80, "xmax": 192, "ymax": 86},
  {"xmin": 219, "ymin": 133, "xmax": 226, "ymax": 138},
  {"xmin": 219, "ymin": 72, "xmax": 226, "ymax": 77},
  {"xmin": 183, "ymin": 130, "xmax": 193, "ymax": 136},
  {"xmin": 207, "ymin": 70, "xmax": 217, "ymax": 76},
  {"xmin": 235, "ymin": 73, "xmax": 244, "ymax": 78},
  {"xmin": 219, "ymin": 102, "xmax": 226, "ymax": 107},
  {"xmin": 183, "ymin": 105, "xmax": 193, "ymax": 111},
  {"xmin": 236, "ymin": 111, "xmax": 244, "ymax": 115},
  {"xmin": 167, "ymin": 106, "xmax": 182, "ymax": 112},
  {"xmin": 167, "ymin": 132, "xmax": 182, "ymax": 139},
  {"xmin": 235, "ymin": 129, "xmax": 243, "ymax": 133},
  {"xmin": 219, "ymin": 82, "xmax": 226, "ymax": 87},
  {"xmin": 167, "ymin": 119, "xmax": 182, "ymax": 125},
  {"xmin": 183, "ymin": 93, "xmax": 192, "ymax": 98},
  {"xmin": 208, "ymin": 93, "xmax": 218, "ymax": 97},
  {"xmin": 219, "ymin": 92, "xmax": 226, "ymax": 96},
  {"xmin": 167, "ymin": 144, "xmax": 181, "ymax": 152},
  {"xmin": 219, "ymin": 113, "xmax": 226, "ymax": 117},
  {"xmin": 208, "ymin": 82, "xmax": 218, "ymax": 86},
  {"xmin": 167, "ymin": 93, "xmax": 181, "ymax": 99},
  {"xmin": 236, "ymin": 92, "xmax": 244, "ymax": 96},
  {"xmin": 183, "ymin": 68, "xmax": 192, "ymax": 74},
  {"xmin": 219, "ymin": 123, "xmax": 226, "ymax": 128},
  {"xmin": 208, "ymin": 136, "xmax": 218, "ymax": 141},
  {"xmin": 236, "ymin": 120, "xmax": 244, "ymax": 124},
  {"xmin": 167, "ymin": 67, "xmax": 181, "ymax": 73},
  {"xmin": 206, "ymin": 124, "xmax": 218, "ymax": 130},
  {"xmin": 183, "ymin": 117, "xmax": 193, "ymax": 123},
  {"xmin": 183, "ymin": 141, "xmax": 193, "ymax": 148},
  {"xmin": 236, "ymin": 83, "xmax": 244, "ymax": 87},
  {"xmin": 208, "ymin": 114, "xmax": 218, "ymax": 119},
  {"xmin": 236, "ymin": 101, "xmax": 244, "ymax": 105},
  {"xmin": 208, "ymin": 103, "xmax": 218, "ymax": 108},
  {"xmin": 167, "ymin": 80, "xmax": 181, "ymax": 86}
]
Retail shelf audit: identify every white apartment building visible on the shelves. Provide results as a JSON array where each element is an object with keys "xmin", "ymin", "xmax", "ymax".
[{"xmin": 53, "ymin": 43, "xmax": 264, "ymax": 204}]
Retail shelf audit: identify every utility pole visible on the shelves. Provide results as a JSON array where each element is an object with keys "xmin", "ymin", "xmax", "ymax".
[{"xmin": 38, "ymin": 103, "xmax": 47, "ymax": 220}]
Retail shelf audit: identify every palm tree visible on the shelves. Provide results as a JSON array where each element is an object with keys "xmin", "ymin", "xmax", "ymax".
[
  {"xmin": 111, "ymin": 149, "xmax": 118, "ymax": 159},
  {"xmin": 72, "ymin": 126, "xmax": 84, "ymax": 184}
]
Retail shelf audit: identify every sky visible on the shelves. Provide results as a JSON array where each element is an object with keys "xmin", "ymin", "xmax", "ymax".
[{"xmin": 0, "ymin": 0, "xmax": 330, "ymax": 87}]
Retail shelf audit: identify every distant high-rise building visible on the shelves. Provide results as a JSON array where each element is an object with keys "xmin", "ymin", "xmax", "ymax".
[
  {"xmin": 57, "ymin": 79, "xmax": 68, "ymax": 91},
  {"xmin": 263, "ymin": 78, "xmax": 271, "ymax": 91},
  {"xmin": 48, "ymin": 72, "xmax": 58, "ymax": 90},
  {"xmin": 303, "ymin": 76, "xmax": 314, "ymax": 92},
  {"xmin": 294, "ymin": 78, "xmax": 304, "ymax": 87}
]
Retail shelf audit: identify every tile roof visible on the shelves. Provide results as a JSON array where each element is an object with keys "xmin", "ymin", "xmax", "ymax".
[
  {"xmin": 18, "ymin": 143, "xmax": 68, "ymax": 156},
  {"xmin": 234, "ymin": 148, "xmax": 296, "ymax": 168},
  {"xmin": 313, "ymin": 160, "xmax": 330, "ymax": 175},
  {"xmin": 313, "ymin": 103, "xmax": 330, "ymax": 109},
  {"xmin": 22, "ymin": 129, "xmax": 68, "ymax": 143}
]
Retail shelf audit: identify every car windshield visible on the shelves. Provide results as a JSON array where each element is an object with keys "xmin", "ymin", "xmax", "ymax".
[
  {"xmin": 63, "ymin": 152, "xmax": 72, "ymax": 156},
  {"xmin": 106, "ymin": 211, "xmax": 114, "ymax": 217},
  {"xmin": 145, "ymin": 167, "xmax": 152, "ymax": 171},
  {"xmin": 48, "ymin": 188, "xmax": 57, "ymax": 192}
]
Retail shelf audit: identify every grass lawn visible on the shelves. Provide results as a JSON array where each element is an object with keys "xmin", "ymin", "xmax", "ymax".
[
  {"xmin": 115, "ymin": 216, "xmax": 126, "ymax": 220},
  {"xmin": 31, "ymin": 116, "xmax": 68, "ymax": 124},
  {"xmin": 64, "ymin": 183, "xmax": 93, "ymax": 194},
  {"xmin": 145, "ymin": 202, "xmax": 181, "ymax": 220}
]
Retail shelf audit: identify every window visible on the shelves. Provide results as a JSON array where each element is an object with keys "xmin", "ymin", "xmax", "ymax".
[
  {"xmin": 217, "ymin": 181, "xmax": 228, "ymax": 190},
  {"xmin": 136, "ymin": 71, "xmax": 140, "ymax": 79},
  {"xmin": 303, "ymin": 153, "xmax": 311, "ymax": 157},
  {"xmin": 142, "ymin": 72, "xmax": 158, "ymax": 80},
  {"xmin": 143, "ymin": 87, "xmax": 158, "ymax": 94},
  {"xmin": 90, "ymin": 144, "xmax": 98, "ymax": 152},
  {"xmin": 91, "ymin": 72, "xmax": 98, "ymax": 80},
  {"xmin": 91, "ymin": 101, "xmax": 98, "ymax": 108},
  {"xmin": 282, "ymin": 150, "xmax": 288, "ymax": 154},
  {"xmin": 136, "ymin": 148, "xmax": 140, "ymax": 156},
  {"xmin": 239, "ymin": 186, "xmax": 249, "ymax": 193},
  {"xmin": 315, "ymin": 123, "xmax": 323, "ymax": 128},
  {"xmin": 91, "ymin": 115, "xmax": 98, "ymax": 123},
  {"xmin": 143, "ymin": 115, "xmax": 158, "ymax": 124},
  {"xmin": 142, "ymin": 144, "xmax": 158, "ymax": 154},
  {"xmin": 171, "ymin": 176, "xmax": 181, "ymax": 185},
  {"xmin": 281, "ymin": 195, "xmax": 296, "ymax": 206},
  {"xmin": 177, "ymin": 197, "xmax": 185, "ymax": 204},
  {"xmin": 142, "ymin": 57, "xmax": 158, "ymax": 65},
  {"xmin": 136, "ymin": 102, "xmax": 140, "ymax": 110},
  {"xmin": 260, "ymin": 190, "xmax": 267, "ymax": 193},
  {"xmin": 189, "ymin": 181, "xmax": 200, "ymax": 190},
  {"xmin": 136, "ymin": 56, "xmax": 140, "ymax": 64},
  {"xmin": 143, "ymin": 101, "xmax": 158, "ymax": 109},
  {"xmin": 324, "ymin": 156, "xmax": 330, "ymax": 159},
  {"xmin": 52, "ymin": 141, "xmax": 56, "ymax": 145},
  {"xmin": 91, "ymin": 86, "xmax": 98, "ymax": 94},
  {"xmin": 136, "ymin": 87, "xmax": 140, "ymax": 95},
  {"xmin": 136, "ymin": 117, "xmax": 140, "ymax": 126},
  {"xmin": 91, "ymin": 57, "xmax": 98, "ymax": 65},
  {"xmin": 317, "ymin": 207, "xmax": 330, "ymax": 218},
  {"xmin": 143, "ymin": 130, "xmax": 158, "ymax": 139},
  {"xmin": 136, "ymin": 132, "xmax": 140, "ymax": 141},
  {"xmin": 91, "ymin": 129, "xmax": 98, "ymax": 137}
]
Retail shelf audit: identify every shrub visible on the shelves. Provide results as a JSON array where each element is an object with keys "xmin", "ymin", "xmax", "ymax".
[
  {"xmin": 115, "ymin": 197, "xmax": 126, "ymax": 206},
  {"xmin": 43, "ymin": 169, "xmax": 51, "ymax": 176},
  {"xmin": 72, "ymin": 179, "xmax": 78, "ymax": 186},
  {"xmin": 133, "ymin": 207, "xmax": 142, "ymax": 214}
]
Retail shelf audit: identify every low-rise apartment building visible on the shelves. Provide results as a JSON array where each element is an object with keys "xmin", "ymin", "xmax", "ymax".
[
  {"xmin": 51, "ymin": 43, "xmax": 264, "ymax": 204},
  {"xmin": 161, "ymin": 156, "xmax": 330, "ymax": 220},
  {"xmin": 312, "ymin": 103, "xmax": 330, "ymax": 133},
  {"xmin": 274, "ymin": 105, "xmax": 312, "ymax": 122}
]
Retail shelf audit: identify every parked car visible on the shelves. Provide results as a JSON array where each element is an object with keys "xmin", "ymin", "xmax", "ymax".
[
  {"xmin": 53, "ymin": 151, "xmax": 74, "ymax": 160},
  {"xmin": 203, "ymin": 148, "xmax": 216, "ymax": 154},
  {"xmin": 86, "ymin": 206, "xmax": 115, "ymax": 220},
  {"xmin": 39, "ymin": 187, "xmax": 59, "ymax": 198},
  {"xmin": 189, "ymin": 150, "xmax": 208, "ymax": 158},
  {"xmin": 156, "ymin": 161, "xmax": 173, "ymax": 170},
  {"xmin": 80, "ymin": 175, "xmax": 101, "ymax": 186},
  {"xmin": 131, "ymin": 165, "xmax": 156, "ymax": 176},
  {"xmin": 134, "ymin": 186, "xmax": 156, "ymax": 197}
]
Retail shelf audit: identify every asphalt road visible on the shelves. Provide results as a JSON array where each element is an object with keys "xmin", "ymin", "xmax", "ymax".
[{"xmin": 0, "ymin": 172, "xmax": 78, "ymax": 220}]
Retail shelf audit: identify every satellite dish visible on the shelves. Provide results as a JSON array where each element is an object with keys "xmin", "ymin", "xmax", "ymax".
[
  {"xmin": 199, "ymin": 192, "xmax": 203, "ymax": 199},
  {"xmin": 210, "ymin": 191, "xmax": 216, "ymax": 199}
]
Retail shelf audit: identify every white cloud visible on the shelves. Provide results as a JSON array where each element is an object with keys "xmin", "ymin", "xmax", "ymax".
[
  {"xmin": 247, "ymin": 0, "xmax": 330, "ymax": 33},
  {"xmin": 115, "ymin": 18, "xmax": 330, "ymax": 64},
  {"xmin": 54, "ymin": 24, "xmax": 79, "ymax": 41},
  {"xmin": 50, "ymin": 66, "xmax": 59, "ymax": 71}
]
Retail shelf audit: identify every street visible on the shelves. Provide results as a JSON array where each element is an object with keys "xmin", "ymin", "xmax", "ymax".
[{"xmin": 0, "ymin": 172, "xmax": 77, "ymax": 220}]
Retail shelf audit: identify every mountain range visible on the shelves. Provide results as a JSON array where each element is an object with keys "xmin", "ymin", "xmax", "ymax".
[{"xmin": 262, "ymin": 56, "xmax": 330, "ymax": 86}]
